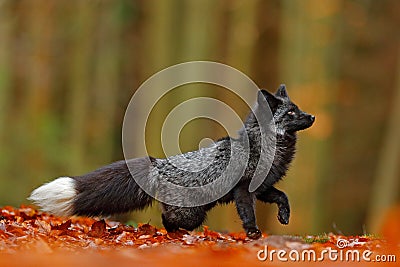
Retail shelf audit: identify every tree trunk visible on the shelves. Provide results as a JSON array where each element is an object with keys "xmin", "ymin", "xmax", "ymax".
[
  {"xmin": 367, "ymin": 49, "xmax": 400, "ymax": 233},
  {"xmin": 279, "ymin": 0, "xmax": 341, "ymax": 234},
  {"xmin": 66, "ymin": 2, "xmax": 95, "ymax": 174}
]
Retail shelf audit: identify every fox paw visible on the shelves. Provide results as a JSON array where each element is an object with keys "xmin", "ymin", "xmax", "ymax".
[
  {"xmin": 246, "ymin": 228, "xmax": 262, "ymax": 239},
  {"xmin": 277, "ymin": 206, "xmax": 290, "ymax": 225}
]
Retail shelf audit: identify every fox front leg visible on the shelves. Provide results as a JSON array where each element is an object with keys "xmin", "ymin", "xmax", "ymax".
[
  {"xmin": 233, "ymin": 184, "xmax": 261, "ymax": 239},
  {"xmin": 256, "ymin": 186, "xmax": 290, "ymax": 225}
]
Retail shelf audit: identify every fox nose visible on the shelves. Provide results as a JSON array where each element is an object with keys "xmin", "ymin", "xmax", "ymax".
[{"xmin": 309, "ymin": 115, "xmax": 315, "ymax": 122}]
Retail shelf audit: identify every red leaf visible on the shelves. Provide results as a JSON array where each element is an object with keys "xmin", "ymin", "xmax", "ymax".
[
  {"xmin": 137, "ymin": 223, "xmax": 157, "ymax": 236},
  {"xmin": 51, "ymin": 219, "xmax": 71, "ymax": 231},
  {"xmin": 203, "ymin": 226, "xmax": 221, "ymax": 240},
  {"xmin": 88, "ymin": 220, "xmax": 107, "ymax": 238},
  {"xmin": 166, "ymin": 229, "xmax": 189, "ymax": 239},
  {"xmin": 228, "ymin": 232, "xmax": 247, "ymax": 241}
]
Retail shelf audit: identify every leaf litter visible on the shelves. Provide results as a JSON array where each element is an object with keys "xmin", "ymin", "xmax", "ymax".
[{"xmin": 0, "ymin": 206, "xmax": 396, "ymax": 267}]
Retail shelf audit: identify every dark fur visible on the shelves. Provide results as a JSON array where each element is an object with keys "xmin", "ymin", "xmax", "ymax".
[
  {"xmin": 52, "ymin": 85, "xmax": 315, "ymax": 239},
  {"xmin": 73, "ymin": 158, "xmax": 154, "ymax": 216}
]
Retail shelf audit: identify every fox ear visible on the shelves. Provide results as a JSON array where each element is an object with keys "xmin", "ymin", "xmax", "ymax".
[
  {"xmin": 258, "ymin": 89, "xmax": 281, "ymax": 112},
  {"xmin": 275, "ymin": 84, "xmax": 289, "ymax": 99}
]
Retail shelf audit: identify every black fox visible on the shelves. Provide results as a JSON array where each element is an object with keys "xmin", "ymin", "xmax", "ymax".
[{"xmin": 29, "ymin": 85, "xmax": 314, "ymax": 239}]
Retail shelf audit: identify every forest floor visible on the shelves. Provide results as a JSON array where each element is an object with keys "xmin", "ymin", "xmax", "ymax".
[{"xmin": 0, "ymin": 206, "xmax": 398, "ymax": 267}]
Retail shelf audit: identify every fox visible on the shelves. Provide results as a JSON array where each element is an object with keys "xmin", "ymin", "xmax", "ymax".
[{"xmin": 29, "ymin": 84, "xmax": 315, "ymax": 239}]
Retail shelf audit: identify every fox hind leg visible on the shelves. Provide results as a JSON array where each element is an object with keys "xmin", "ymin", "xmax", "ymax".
[
  {"xmin": 161, "ymin": 205, "xmax": 206, "ymax": 232},
  {"xmin": 233, "ymin": 184, "xmax": 261, "ymax": 239}
]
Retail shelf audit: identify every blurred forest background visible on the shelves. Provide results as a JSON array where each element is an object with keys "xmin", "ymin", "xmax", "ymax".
[{"xmin": 0, "ymin": 0, "xmax": 399, "ymax": 236}]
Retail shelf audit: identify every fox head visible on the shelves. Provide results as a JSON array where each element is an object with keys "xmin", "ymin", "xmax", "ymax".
[{"xmin": 257, "ymin": 84, "xmax": 315, "ymax": 135}]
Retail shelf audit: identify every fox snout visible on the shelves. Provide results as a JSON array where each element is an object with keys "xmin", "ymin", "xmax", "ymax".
[
  {"xmin": 301, "ymin": 112, "xmax": 315, "ymax": 129},
  {"xmin": 307, "ymin": 113, "xmax": 315, "ymax": 124}
]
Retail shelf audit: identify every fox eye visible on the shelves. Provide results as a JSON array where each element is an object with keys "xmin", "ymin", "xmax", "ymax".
[{"xmin": 287, "ymin": 111, "xmax": 296, "ymax": 116}]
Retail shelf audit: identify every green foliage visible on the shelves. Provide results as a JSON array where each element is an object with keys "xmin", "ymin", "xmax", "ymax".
[
  {"xmin": 124, "ymin": 220, "xmax": 138, "ymax": 228},
  {"xmin": 302, "ymin": 234, "xmax": 330, "ymax": 244}
]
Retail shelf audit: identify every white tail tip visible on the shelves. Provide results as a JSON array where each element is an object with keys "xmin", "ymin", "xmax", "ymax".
[{"xmin": 29, "ymin": 177, "xmax": 77, "ymax": 216}]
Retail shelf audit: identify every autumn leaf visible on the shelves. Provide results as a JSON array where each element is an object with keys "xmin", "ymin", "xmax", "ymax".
[
  {"xmin": 51, "ymin": 219, "xmax": 72, "ymax": 231},
  {"xmin": 88, "ymin": 220, "xmax": 107, "ymax": 238},
  {"xmin": 137, "ymin": 223, "xmax": 157, "ymax": 236}
]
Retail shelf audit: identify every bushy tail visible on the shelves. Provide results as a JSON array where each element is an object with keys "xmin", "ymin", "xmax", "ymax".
[{"xmin": 29, "ymin": 157, "xmax": 155, "ymax": 217}]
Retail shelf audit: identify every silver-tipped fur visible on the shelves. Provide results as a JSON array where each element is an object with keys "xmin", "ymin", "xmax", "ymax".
[{"xmin": 28, "ymin": 177, "xmax": 77, "ymax": 216}]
